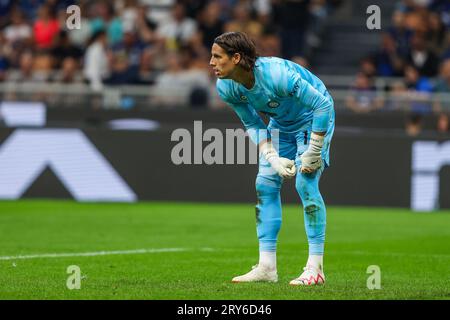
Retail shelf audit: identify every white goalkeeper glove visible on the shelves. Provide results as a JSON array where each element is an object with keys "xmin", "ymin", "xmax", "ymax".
[
  {"xmin": 260, "ymin": 143, "xmax": 296, "ymax": 179},
  {"xmin": 300, "ymin": 132, "xmax": 324, "ymax": 173}
]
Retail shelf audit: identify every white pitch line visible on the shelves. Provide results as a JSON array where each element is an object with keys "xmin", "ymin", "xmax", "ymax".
[
  {"xmin": 0, "ymin": 247, "xmax": 215, "ymax": 261},
  {"xmin": 335, "ymin": 250, "xmax": 450, "ymax": 259}
]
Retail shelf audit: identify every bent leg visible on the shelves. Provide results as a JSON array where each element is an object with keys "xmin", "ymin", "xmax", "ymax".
[
  {"xmin": 231, "ymin": 146, "xmax": 286, "ymax": 282},
  {"xmin": 255, "ymin": 170, "xmax": 282, "ymax": 252},
  {"xmin": 255, "ymin": 130, "xmax": 296, "ymax": 253},
  {"xmin": 295, "ymin": 167, "xmax": 326, "ymax": 255}
]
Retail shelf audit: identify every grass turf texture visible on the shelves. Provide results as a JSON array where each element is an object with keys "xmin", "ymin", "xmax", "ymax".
[{"xmin": 0, "ymin": 200, "xmax": 449, "ymax": 300}]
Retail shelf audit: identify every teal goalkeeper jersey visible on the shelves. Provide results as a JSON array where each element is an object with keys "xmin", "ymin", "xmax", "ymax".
[{"xmin": 216, "ymin": 56, "xmax": 335, "ymax": 143}]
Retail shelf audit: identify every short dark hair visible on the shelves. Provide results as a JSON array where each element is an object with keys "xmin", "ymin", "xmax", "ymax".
[{"xmin": 214, "ymin": 32, "xmax": 258, "ymax": 71}]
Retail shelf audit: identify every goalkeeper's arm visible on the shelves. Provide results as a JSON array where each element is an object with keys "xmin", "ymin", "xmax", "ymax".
[{"xmin": 283, "ymin": 74, "xmax": 331, "ymax": 174}]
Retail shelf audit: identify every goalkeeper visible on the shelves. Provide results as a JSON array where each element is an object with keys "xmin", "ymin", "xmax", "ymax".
[{"xmin": 211, "ymin": 32, "xmax": 335, "ymax": 286}]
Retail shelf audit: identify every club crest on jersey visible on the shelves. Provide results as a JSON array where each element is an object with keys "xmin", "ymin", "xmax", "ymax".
[
  {"xmin": 267, "ymin": 100, "xmax": 280, "ymax": 108},
  {"xmin": 240, "ymin": 95, "xmax": 247, "ymax": 101}
]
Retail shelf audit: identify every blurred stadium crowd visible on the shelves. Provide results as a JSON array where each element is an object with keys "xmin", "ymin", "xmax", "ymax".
[
  {"xmin": 341, "ymin": 0, "xmax": 450, "ymax": 135},
  {"xmin": 347, "ymin": 0, "xmax": 450, "ymax": 122},
  {"xmin": 0, "ymin": 0, "xmax": 340, "ymax": 92},
  {"xmin": 0, "ymin": 0, "xmax": 449, "ymax": 135}
]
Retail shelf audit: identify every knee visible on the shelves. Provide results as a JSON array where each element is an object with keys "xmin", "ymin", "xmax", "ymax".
[
  {"xmin": 256, "ymin": 174, "xmax": 281, "ymax": 197},
  {"xmin": 295, "ymin": 177, "xmax": 323, "ymax": 211},
  {"xmin": 295, "ymin": 175, "xmax": 306, "ymax": 196},
  {"xmin": 295, "ymin": 176, "xmax": 312, "ymax": 200}
]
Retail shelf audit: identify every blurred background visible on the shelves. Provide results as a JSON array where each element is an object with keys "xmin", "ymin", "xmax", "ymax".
[{"xmin": 0, "ymin": 0, "xmax": 449, "ymax": 211}]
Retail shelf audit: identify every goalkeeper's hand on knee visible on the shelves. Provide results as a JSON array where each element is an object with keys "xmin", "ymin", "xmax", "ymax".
[
  {"xmin": 260, "ymin": 143, "xmax": 296, "ymax": 179},
  {"xmin": 300, "ymin": 132, "xmax": 324, "ymax": 174}
]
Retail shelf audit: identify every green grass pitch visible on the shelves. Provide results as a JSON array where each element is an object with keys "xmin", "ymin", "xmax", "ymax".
[{"xmin": 0, "ymin": 200, "xmax": 449, "ymax": 300}]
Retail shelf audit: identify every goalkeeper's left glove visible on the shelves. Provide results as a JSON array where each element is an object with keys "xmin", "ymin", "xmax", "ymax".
[{"xmin": 300, "ymin": 132, "xmax": 324, "ymax": 173}]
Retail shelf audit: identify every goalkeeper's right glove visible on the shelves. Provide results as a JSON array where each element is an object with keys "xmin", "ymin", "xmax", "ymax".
[
  {"xmin": 260, "ymin": 143, "xmax": 296, "ymax": 179},
  {"xmin": 300, "ymin": 132, "xmax": 324, "ymax": 173}
]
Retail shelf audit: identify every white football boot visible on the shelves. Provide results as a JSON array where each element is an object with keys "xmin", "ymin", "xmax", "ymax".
[
  {"xmin": 231, "ymin": 264, "xmax": 278, "ymax": 283},
  {"xmin": 289, "ymin": 265, "xmax": 325, "ymax": 286}
]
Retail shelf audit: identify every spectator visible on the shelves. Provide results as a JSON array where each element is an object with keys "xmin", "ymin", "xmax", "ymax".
[
  {"xmin": 388, "ymin": 10, "xmax": 413, "ymax": 56},
  {"xmin": 434, "ymin": 58, "xmax": 450, "ymax": 111},
  {"xmin": 272, "ymin": 0, "xmax": 311, "ymax": 59},
  {"xmin": 0, "ymin": 0, "xmax": 13, "ymax": 29},
  {"xmin": 143, "ymin": 0, "xmax": 176, "ymax": 27},
  {"xmin": 427, "ymin": 11, "xmax": 447, "ymax": 56},
  {"xmin": 33, "ymin": 4, "xmax": 60, "ymax": 49},
  {"xmin": 259, "ymin": 32, "xmax": 281, "ymax": 57},
  {"xmin": 292, "ymin": 56, "xmax": 310, "ymax": 69},
  {"xmin": 3, "ymin": 10, "xmax": 32, "ymax": 47},
  {"xmin": 51, "ymin": 31, "xmax": 83, "ymax": 68},
  {"xmin": 435, "ymin": 58, "xmax": 450, "ymax": 92},
  {"xmin": 107, "ymin": 31, "xmax": 145, "ymax": 85},
  {"xmin": 135, "ymin": 5, "xmax": 161, "ymax": 46},
  {"xmin": 307, "ymin": 0, "xmax": 330, "ymax": 49},
  {"xmin": 436, "ymin": 112, "xmax": 449, "ymax": 134},
  {"xmin": 429, "ymin": 0, "xmax": 450, "ymax": 21},
  {"xmin": 90, "ymin": 1, "xmax": 123, "ymax": 46},
  {"xmin": 187, "ymin": 32, "xmax": 211, "ymax": 67},
  {"xmin": 50, "ymin": 56, "xmax": 86, "ymax": 108},
  {"xmin": 6, "ymin": 49, "xmax": 51, "ymax": 84},
  {"xmin": 387, "ymin": 80, "xmax": 409, "ymax": 110},
  {"xmin": 359, "ymin": 57, "xmax": 377, "ymax": 78},
  {"xmin": 120, "ymin": 0, "xmax": 139, "ymax": 33},
  {"xmin": 7, "ymin": 51, "xmax": 36, "ymax": 82},
  {"xmin": 404, "ymin": 64, "xmax": 434, "ymax": 113},
  {"xmin": 3, "ymin": 49, "xmax": 42, "ymax": 101},
  {"xmin": 139, "ymin": 48, "xmax": 156, "ymax": 84},
  {"xmin": 177, "ymin": 43, "xmax": 209, "ymax": 72},
  {"xmin": 406, "ymin": 32, "xmax": 440, "ymax": 77},
  {"xmin": 134, "ymin": 5, "xmax": 165, "ymax": 79},
  {"xmin": 403, "ymin": 5, "xmax": 429, "ymax": 34},
  {"xmin": 345, "ymin": 72, "xmax": 384, "ymax": 113},
  {"xmin": 253, "ymin": 0, "xmax": 272, "ymax": 26},
  {"xmin": 32, "ymin": 50, "xmax": 54, "ymax": 81},
  {"xmin": 405, "ymin": 113, "xmax": 423, "ymax": 137},
  {"xmin": 178, "ymin": 0, "xmax": 208, "ymax": 20},
  {"xmin": 153, "ymin": 52, "xmax": 186, "ymax": 106},
  {"xmin": 19, "ymin": 0, "xmax": 46, "ymax": 22},
  {"xmin": 373, "ymin": 33, "xmax": 405, "ymax": 77},
  {"xmin": 224, "ymin": 2, "xmax": 263, "ymax": 41},
  {"xmin": 197, "ymin": 1, "xmax": 224, "ymax": 49},
  {"xmin": 112, "ymin": 31, "xmax": 145, "ymax": 69},
  {"xmin": 0, "ymin": 33, "xmax": 9, "ymax": 81},
  {"xmin": 154, "ymin": 52, "xmax": 210, "ymax": 106},
  {"xmin": 404, "ymin": 64, "xmax": 434, "ymax": 92},
  {"xmin": 83, "ymin": 30, "xmax": 110, "ymax": 91},
  {"xmin": 441, "ymin": 34, "xmax": 450, "ymax": 60},
  {"xmin": 53, "ymin": 56, "xmax": 84, "ymax": 83},
  {"xmin": 157, "ymin": 2, "xmax": 197, "ymax": 51}
]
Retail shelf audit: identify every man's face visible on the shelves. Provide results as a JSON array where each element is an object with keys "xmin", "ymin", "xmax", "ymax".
[{"xmin": 210, "ymin": 43, "xmax": 237, "ymax": 79}]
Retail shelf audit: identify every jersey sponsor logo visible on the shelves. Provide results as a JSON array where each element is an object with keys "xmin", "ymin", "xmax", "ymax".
[{"xmin": 267, "ymin": 100, "xmax": 280, "ymax": 108}]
